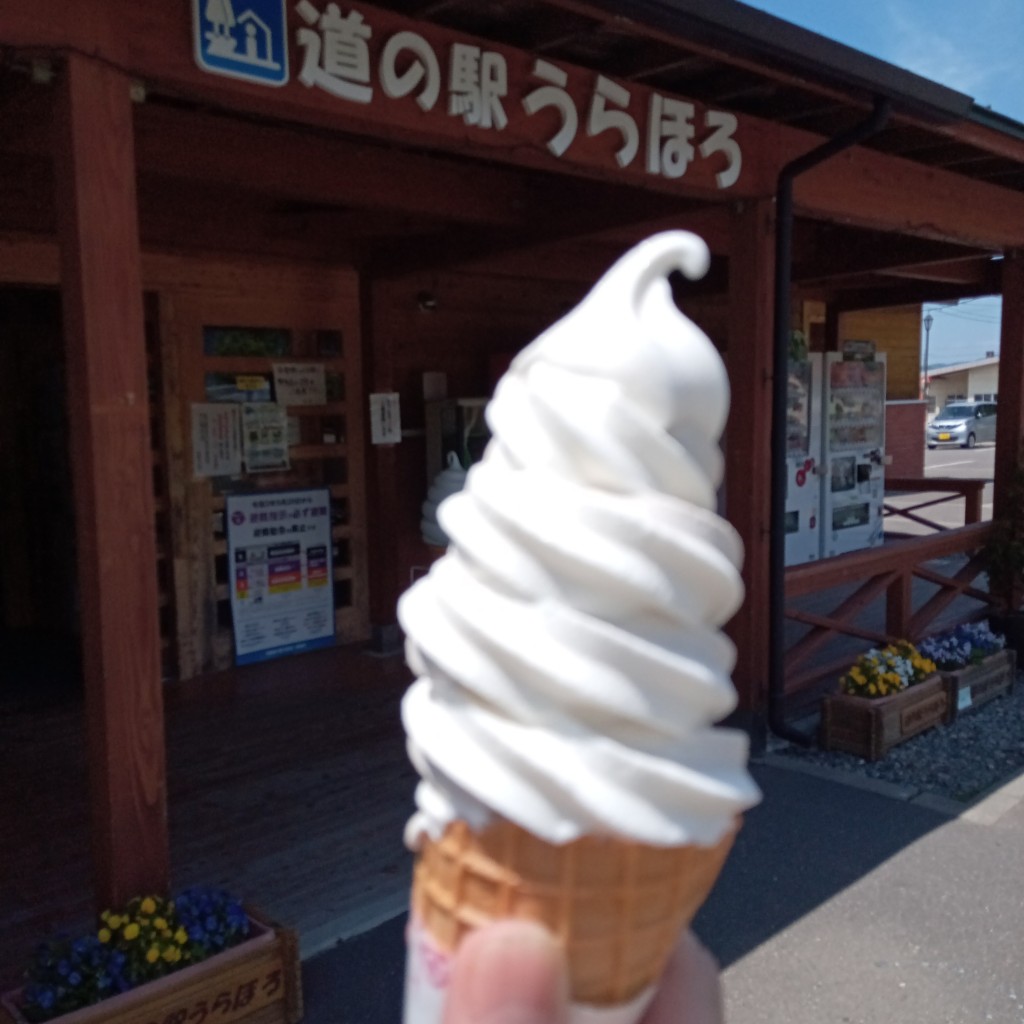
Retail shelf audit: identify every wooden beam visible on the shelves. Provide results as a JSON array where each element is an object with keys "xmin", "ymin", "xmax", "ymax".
[
  {"xmin": 133, "ymin": 106, "xmax": 542, "ymax": 231},
  {"xmin": 831, "ymin": 267, "xmax": 1002, "ymax": 312},
  {"xmin": 361, "ymin": 191, "xmax": 707, "ymax": 278},
  {"xmin": 794, "ymin": 230, "xmax": 991, "ymax": 284},
  {"xmin": 792, "ymin": 143, "xmax": 1024, "ymax": 249},
  {"xmin": 8, "ymin": 1, "xmax": 1024, "ymax": 247},
  {"xmin": 724, "ymin": 198, "xmax": 775, "ymax": 718},
  {"xmin": 53, "ymin": 52, "xmax": 169, "ymax": 907},
  {"xmin": 882, "ymin": 258, "xmax": 992, "ymax": 284}
]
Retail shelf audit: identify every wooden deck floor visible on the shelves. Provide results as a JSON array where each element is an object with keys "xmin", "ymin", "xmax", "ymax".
[{"xmin": 0, "ymin": 644, "xmax": 418, "ymax": 986}]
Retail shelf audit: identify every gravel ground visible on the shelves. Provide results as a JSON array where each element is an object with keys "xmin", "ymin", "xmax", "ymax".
[{"xmin": 773, "ymin": 673, "xmax": 1024, "ymax": 803}]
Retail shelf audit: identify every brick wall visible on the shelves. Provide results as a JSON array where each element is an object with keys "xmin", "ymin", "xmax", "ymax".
[{"xmin": 886, "ymin": 400, "xmax": 927, "ymax": 477}]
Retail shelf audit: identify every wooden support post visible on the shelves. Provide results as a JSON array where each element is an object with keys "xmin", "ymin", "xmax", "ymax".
[
  {"xmin": 724, "ymin": 199, "xmax": 775, "ymax": 718},
  {"xmin": 53, "ymin": 53, "xmax": 169, "ymax": 907},
  {"xmin": 886, "ymin": 571, "xmax": 912, "ymax": 640},
  {"xmin": 995, "ymin": 251, "xmax": 1024, "ymax": 519},
  {"xmin": 964, "ymin": 483, "xmax": 983, "ymax": 526},
  {"xmin": 824, "ymin": 303, "xmax": 841, "ymax": 352}
]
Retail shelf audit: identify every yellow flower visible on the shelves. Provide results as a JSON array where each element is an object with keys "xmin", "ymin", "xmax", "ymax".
[
  {"xmin": 108, "ymin": 914, "xmax": 122, "ymax": 930},
  {"xmin": 162, "ymin": 946, "xmax": 180, "ymax": 963},
  {"xmin": 98, "ymin": 928, "xmax": 111, "ymax": 944},
  {"xmin": 850, "ymin": 667, "xmax": 865, "ymax": 684},
  {"xmin": 175, "ymin": 927, "xmax": 188, "ymax": 945},
  {"xmin": 868, "ymin": 684, "xmax": 877, "ymax": 695},
  {"xmin": 146, "ymin": 946, "xmax": 160, "ymax": 964},
  {"xmin": 140, "ymin": 897, "xmax": 157, "ymax": 915},
  {"xmin": 154, "ymin": 917, "xmax": 167, "ymax": 931},
  {"xmin": 123, "ymin": 923, "xmax": 140, "ymax": 941}
]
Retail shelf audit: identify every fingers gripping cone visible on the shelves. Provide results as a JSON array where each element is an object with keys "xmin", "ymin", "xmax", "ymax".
[{"xmin": 410, "ymin": 818, "xmax": 737, "ymax": 1008}]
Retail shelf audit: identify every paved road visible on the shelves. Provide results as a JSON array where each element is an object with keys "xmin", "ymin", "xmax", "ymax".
[
  {"xmin": 886, "ymin": 445, "xmax": 994, "ymax": 535},
  {"xmin": 301, "ymin": 761, "xmax": 1024, "ymax": 1024}
]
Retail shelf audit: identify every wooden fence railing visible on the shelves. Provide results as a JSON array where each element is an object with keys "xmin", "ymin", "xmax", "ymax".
[
  {"xmin": 783, "ymin": 522, "xmax": 993, "ymax": 713},
  {"xmin": 883, "ymin": 476, "xmax": 987, "ymax": 532}
]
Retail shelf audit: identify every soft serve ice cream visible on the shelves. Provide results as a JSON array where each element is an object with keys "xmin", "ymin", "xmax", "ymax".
[{"xmin": 399, "ymin": 230, "xmax": 761, "ymax": 854}]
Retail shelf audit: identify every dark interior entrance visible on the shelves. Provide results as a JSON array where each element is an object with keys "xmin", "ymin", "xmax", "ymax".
[{"xmin": 0, "ymin": 287, "xmax": 81, "ymax": 706}]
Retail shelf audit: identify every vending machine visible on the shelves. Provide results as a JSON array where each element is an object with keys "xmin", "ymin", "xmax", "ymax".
[
  {"xmin": 821, "ymin": 352, "xmax": 887, "ymax": 558},
  {"xmin": 784, "ymin": 354, "xmax": 823, "ymax": 566}
]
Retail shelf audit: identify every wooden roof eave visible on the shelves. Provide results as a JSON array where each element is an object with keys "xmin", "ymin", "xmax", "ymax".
[{"xmin": 6, "ymin": 3, "xmax": 1024, "ymax": 253}]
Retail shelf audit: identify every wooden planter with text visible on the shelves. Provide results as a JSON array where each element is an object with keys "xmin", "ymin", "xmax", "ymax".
[
  {"xmin": 941, "ymin": 648, "xmax": 1016, "ymax": 719},
  {"xmin": 0, "ymin": 913, "xmax": 302, "ymax": 1024},
  {"xmin": 820, "ymin": 675, "xmax": 950, "ymax": 761}
]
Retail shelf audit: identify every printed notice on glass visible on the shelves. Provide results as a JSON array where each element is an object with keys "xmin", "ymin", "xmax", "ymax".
[
  {"xmin": 273, "ymin": 362, "xmax": 327, "ymax": 406},
  {"xmin": 192, "ymin": 403, "xmax": 243, "ymax": 478},
  {"xmin": 242, "ymin": 402, "xmax": 290, "ymax": 472},
  {"xmin": 226, "ymin": 489, "xmax": 334, "ymax": 665}
]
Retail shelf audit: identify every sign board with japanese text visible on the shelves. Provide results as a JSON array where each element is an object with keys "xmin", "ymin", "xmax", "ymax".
[
  {"xmin": 190, "ymin": 0, "xmax": 745, "ymax": 195},
  {"xmin": 242, "ymin": 403, "xmax": 290, "ymax": 472},
  {"xmin": 369, "ymin": 391, "xmax": 401, "ymax": 444},
  {"xmin": 272, "ymin": 361, "xmax": 327, "ymax": 405},
  {"xmin": 226, "ymin": 489, "xmax": 334, "ymax": 665},
  {"xmin": 192, "ymin": 403, "xmax": 244, "ymax": 478}
]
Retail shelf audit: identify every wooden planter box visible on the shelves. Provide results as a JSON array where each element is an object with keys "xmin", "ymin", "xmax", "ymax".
[
  {"xmin": 0, "ymin": 912, "xmax": 302, "ymax": 1024},
  {"xmin": 941, "ymin": 648, "xmax": 1017, "ymax": 718},
  {"xmin": 820, "ymin": 674, "xmax": 950, "ymax": 761}
]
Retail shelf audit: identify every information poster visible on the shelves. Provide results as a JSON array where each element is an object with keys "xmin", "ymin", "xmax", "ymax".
[
  {"xmin": 192, "ymin": 403, "xmax": 243, "ymax": 477},
  {"xmin": 272, "ymin": 362, "xmax": 327, "ymax": 406},
  {"xmin": 226, "ymin": 489, "xmax": 334, "ymax": 665},
  {"xmin": 242, "ymin": 403, "xmax": 290, "ymax": 472}
]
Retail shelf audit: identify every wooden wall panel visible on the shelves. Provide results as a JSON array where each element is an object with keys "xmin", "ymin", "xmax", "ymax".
[
  {"xmin": 147, "ymin": 258, "xmax": 369, "ymax": 677},
  {"xmin": 839, "ymin": 305, "xmax": 921, "ymax": 399}
]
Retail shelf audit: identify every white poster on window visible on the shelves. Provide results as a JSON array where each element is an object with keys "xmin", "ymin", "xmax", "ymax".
[
  {"xmin": 226, "ymin": 489, "xmax": 334, "ymax": 665},
  {"xmin": 242, "ymin": 402, "xmax": 290, "ymax": 472},
  {"xmin": 273, "ymin": 362, "xmax": 327, "ymax": 406},
  {"xmin": 192, "ymin": 403, "xmax": 243, "ymax": 478}
]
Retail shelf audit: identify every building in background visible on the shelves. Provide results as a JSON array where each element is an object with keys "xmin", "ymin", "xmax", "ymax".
[{"xmin": 925, "ymin": 355, "xmax": 1000, "ymax": 413}]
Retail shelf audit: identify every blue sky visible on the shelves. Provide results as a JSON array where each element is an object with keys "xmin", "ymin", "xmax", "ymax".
[{"xmin": 748, "ymin": 0, "xmax": 1023, "ymax": 367}]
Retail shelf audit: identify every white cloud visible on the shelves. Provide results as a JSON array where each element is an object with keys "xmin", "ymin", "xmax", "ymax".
[{"xmin": 882, "ymin": 1, "xmax": 1023, "ymax": 116}]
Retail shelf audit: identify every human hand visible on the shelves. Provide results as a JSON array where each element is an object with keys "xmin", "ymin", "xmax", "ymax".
[{"xmin": 441, "ymin": 920, "xmax": 723, "ymax": 1024}]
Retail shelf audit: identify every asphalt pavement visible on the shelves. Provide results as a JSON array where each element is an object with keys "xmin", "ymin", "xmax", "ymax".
[
  {"xmin": 296, "ymin": 443, "xmax": 1016, "ymax": 1022},
  {"xmin": 298, "ymin": 758, "xmax": 1024, "ymax": 1024},
  {"xmin": 886, "ymin": 444, "xmax": 995, "ymax": 533}
]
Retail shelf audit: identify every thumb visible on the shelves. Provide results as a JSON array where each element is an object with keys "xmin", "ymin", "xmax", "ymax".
[{"xmin": 443, "ymin": 920, "xmax": 569, "ymax": 1024}]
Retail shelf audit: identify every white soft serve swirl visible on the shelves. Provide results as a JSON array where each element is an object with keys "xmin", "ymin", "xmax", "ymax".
[{"xmin": 399, "ymin": 232, "xmax": 761, "ymax": 850}]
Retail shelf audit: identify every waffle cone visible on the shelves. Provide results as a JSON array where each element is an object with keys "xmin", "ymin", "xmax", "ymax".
[{"xmin": 410, "ymin": 816, "xmax": 738, "ymax": 1006}]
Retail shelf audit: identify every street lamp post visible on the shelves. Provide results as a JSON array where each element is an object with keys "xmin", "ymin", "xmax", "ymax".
[{"xmin": 923, "ymin": 312, "xmax": 934, "ymax": 405}]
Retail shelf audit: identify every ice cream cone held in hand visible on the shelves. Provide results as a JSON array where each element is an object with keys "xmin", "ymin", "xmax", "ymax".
[{"xmin": 398, "ymin": 232, "xmax": 761, "ymax": 1024}]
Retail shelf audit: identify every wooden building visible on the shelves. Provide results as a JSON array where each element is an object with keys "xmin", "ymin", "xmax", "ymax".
[{"xmin": 3, "ymin": 0, "xmax": 1024, "ymax": 910}]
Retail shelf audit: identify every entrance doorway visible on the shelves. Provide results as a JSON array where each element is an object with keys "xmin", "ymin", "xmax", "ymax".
[{"xmin": 0, "ymin": 287, "xmax": 81, "ymax": 705}]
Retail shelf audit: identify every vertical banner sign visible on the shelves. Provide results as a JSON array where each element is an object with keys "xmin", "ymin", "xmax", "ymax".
[{"xmin": 226, "ymin": 489, "xmax": 334, "ymax": 665}]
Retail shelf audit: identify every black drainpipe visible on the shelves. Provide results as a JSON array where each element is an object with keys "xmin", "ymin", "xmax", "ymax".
[{"xmin": 769, "ymin": 97, "xmax": 892, "ymax": 745}]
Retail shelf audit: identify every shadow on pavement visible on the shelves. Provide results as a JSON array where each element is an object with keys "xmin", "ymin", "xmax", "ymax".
[
  {"xmin": 301, "ymin": 761, "xmax": 951, "ymax": 1022},
  {"xmin": 693, "ymin": 764, "xmax": 947, "ymax": 967}
]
